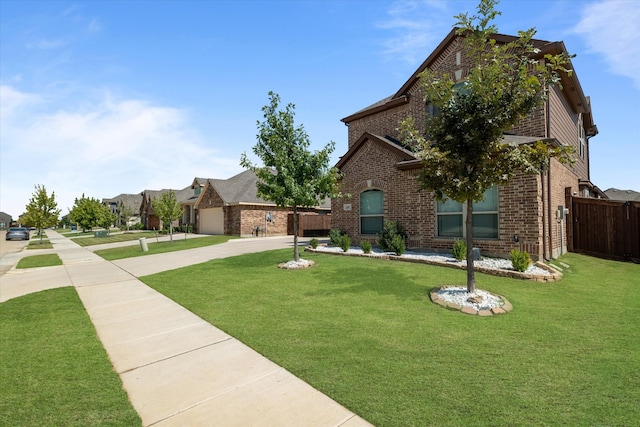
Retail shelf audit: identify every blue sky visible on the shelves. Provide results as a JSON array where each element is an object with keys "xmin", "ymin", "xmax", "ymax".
[{"xmin": 1, "ymin": 0, "xmax": 638, "ymax": 218}]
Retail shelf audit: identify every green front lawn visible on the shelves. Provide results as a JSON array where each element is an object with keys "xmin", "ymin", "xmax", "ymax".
[
  {"xmin": 16, "ymin": 253, "xmax": 62, "ymax": 268},
  {"xmin": 143, "ymin": 250, "xmax": 640, "ymax": 426},
  {"xmin": 71, "ymin": 231, "xmax": 158, "ymax": 246},
  {"xmin": 0, "ymin": 288, "xmax": 141, "ymax": 426},
  {"xmin": 94, "ymin": 235, "xmax": 237, "ymax": 260}
]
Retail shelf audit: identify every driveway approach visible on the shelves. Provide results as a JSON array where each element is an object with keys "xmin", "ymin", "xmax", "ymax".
[{"xmin": 0, "ymin": 230, "xmax": 373, "ymax": 427}]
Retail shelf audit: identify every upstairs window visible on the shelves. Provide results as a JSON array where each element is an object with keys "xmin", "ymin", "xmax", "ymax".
[
  {"xmin": 360, "ymin": 190, "xmax": 384, "ymax": 235},
  {"xmin": 436, "ymin": 186, "xmax": 498, "ymax": 239},
  {"xmin": 425, "ymin": 82, "xmax": 468, "ymax": 117}
]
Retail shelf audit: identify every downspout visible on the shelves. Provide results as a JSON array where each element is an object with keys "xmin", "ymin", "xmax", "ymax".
[
  {"xmin": 542, "ymin": 99, "xmax": 551, "ymax": 261},
  {"xmin": 541, "ymin": 168, "xmax": 547, "ymax": 261},
  {"xmin": 547, "ymin": 162, "xmax": 553, "ymax": 259}
]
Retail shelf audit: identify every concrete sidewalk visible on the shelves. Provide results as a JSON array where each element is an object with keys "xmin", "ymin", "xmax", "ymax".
[{"xmin": 1, "ymin": 230, "xmax": 373, "ymax": 427}]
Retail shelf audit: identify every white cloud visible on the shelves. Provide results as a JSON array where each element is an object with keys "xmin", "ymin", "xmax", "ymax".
[
  {"xmin": 0, "ymin": 85, "xmax": 43, "ymax": 117},
  {"xmin": 0, "ymin": 86, "xmax": 242, "ymax": 217},
  {"xmin": 27, "ymin": 38, "xmax": 67, "ymax": 50},
  {"xmin": 377, "ymin": 0, "xmax": 453, "ymax": 65},
  {"xmin": 573, "ymin": 0, "xmax": 640, "ymax": 89}
]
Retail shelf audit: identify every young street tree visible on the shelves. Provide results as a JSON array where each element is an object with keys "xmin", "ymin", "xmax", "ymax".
[
  {"xmin": 240, "ymin": 91, "xmax": 340, "ymax": 263},
  {"xmin": 116, "ymin": 200, "xmax": 135, "ymax": 231},
  {"xmin": 152, "ymin": 190, "xmax": 183, "ymax": 241},
  {"xmin": 401, "ymin": 0, "xmax": 573, "ymax": 293},
  {"xmin": 23, "ymin": 184, "xmax": 61, "ymax": 244},
  {"xmin": 69, "ymin": 194, "xmax": 113, "ymax": 233}
]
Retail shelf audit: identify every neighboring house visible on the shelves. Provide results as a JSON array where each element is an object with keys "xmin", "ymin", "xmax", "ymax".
[
  {"xmin": 332, "ymin": 29, "xmax": 599, "ymax": 261},
  {"xmin": 103, "ymin": 193, "xmax": 143, "ymax": 227},
  {"xmin": 188, "ymin": 170, "xmax": 330, "ymax": 236},
  {"xmin": 604, "ymin": 188, "xmax": 640, "ymax": 202},
  {"xmin": 139, "ymin": 187, "xmax": 192, "ymax": 230},
  {"xmin": 0, "ymin": 212, "xmax": 12, "ymax": 229},
  {"xmin": 181, "ymin": 177, "xmax": 210, "ymax": 228}
]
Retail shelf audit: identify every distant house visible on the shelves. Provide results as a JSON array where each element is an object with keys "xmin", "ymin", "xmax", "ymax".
[
  {"xmin": 139, "ymin": 187, "xmax": 192, "ymax": 230},
  {"xmin": 103, "ymin": 193, "xmax": 143, "ymax": 227},
  {"xmin": 332, "ymin": 28, "xmax": 600, "ymax": 260},
  {"xmin": 604, "ymin": 188, "xmax": 640, "ymax": 202},
  {"xmin": 0, "ymin": 212, "xmax": 12, "ymax": 229},
  {"xmin": 187, "ymin": 170, "xmax": 330, "ymax": 237}
]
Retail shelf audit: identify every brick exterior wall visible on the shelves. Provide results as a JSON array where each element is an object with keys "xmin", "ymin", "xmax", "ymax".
[
  {"xmin": 334, "ymin": 33, "xmax": 590, "ymax": 261},
  {"xmin": 194, "ymin": 181, "xmax": 325, "ymax": 237},
  {"xmin": 236, "ymin": 205, "xmax": 290, "ymax": 237},
  {"xmin": 331, "ymin": 138, "xmax": 547, "ymax": 259}
]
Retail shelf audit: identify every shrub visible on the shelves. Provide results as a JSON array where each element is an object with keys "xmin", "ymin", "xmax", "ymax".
[
  {"xmin": 377, "ymin": 221, "xmax": 408, "ymax": 252},
  {"xmin": 510, "ymin": 249, "xmax": 531, "ymax": 272},
  {"xmin": 340, "ymin": 235, "xmax": 351, "ymax": 252},
  {"xmin": 329, "ymin": 229, "xmax": 344, "ymax": 247},
  {"xmin": 389, "ymin": 234, "xmax": 406, "ymax": 256},
  {"xmin": 309, "ymin": 238, "xmax": 319, "ymax": 249},
  {"xmin": 360, "ymin": 240, "xmax": 372, "ymax": 254},
  {"xmin": 452, "ymin": 239, "xmax": 467, "ymax": 261}
]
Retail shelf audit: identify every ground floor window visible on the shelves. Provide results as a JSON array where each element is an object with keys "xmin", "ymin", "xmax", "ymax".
[
  {"xmin": 360, "ymin": 189, "xmax": 383, "ymax": 235},
  {"xmin": 436, "ymin": 186, "xmax": 498, "ymax": 238}
]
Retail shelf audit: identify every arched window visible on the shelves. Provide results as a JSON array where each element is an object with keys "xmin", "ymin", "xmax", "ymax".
[{"xmin": 360, "ymin": 190, "xmax": 383, "ymax": 235}]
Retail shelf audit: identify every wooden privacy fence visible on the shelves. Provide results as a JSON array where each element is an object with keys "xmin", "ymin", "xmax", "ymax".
[
  {"xmin": 287, "ymin": 213, "xmax": 331, "ymax": 237},
  {"xmin": 567, "ymin": 195, "xmax": 640, "ymax": 262}
]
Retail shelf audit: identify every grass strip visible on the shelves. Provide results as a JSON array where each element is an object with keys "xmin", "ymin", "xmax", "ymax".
[
  {"xmin": 17, "ymin": 253, "xmax": 62, "ymax": 268},
  {"xmin": 0, "ymin": 288, "xmax": 141, "ymax": 426},
  {"xmin": 71, "ymin": 231, "xmax": 159, "ymax": 246},
  {"xmin": 27, "ymin": 240, "xmax": 53, "ymax": 249},
  {"xmin": 143, "ymin": 250, "xmax": 640, "ymax": 427},
  {"xmin": 95, "ymin": 235, "xmax": 238, "ymax": 260}
]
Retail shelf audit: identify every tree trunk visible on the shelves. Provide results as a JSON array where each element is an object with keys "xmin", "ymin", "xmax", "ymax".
[
  {"xmin": 465, "ymin": 198, "xmax": 475, "ymax": 293},
  {"xmin": 293, "ymin": 207, "xmax": 299, "ymax": 262}
]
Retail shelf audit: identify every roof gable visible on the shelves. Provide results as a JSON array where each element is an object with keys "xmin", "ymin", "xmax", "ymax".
[
  {"xmin": 336, "ymin": 132, "xmax": 417, "ymax": 170},
  {"xmin": 342, "ymin": 28, "xmax": 596, "ymax": 135}
]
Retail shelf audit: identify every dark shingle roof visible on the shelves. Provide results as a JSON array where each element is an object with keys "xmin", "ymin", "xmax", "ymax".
[
  {"xmin": 604, "ymin": 188, "xmax": 640, "ymax": 202},
  {"xmin": 103, "ymin": 193, "xmax": 143, "ymax": 212},
  {"xmin": 210, "ymin": 170, "xmax": 270, "ymax": 205},
  {"xmin": 211, "ymin": 170, "xmax": 330, "ymax": 209}
]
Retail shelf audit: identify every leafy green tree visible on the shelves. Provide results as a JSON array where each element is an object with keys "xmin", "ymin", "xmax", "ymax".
[
  {"xmin": 23, "ymin": 184, "xmax": 61, "ymax": 244},
  {"xmin": 98, "ymin": 209, "xmax": 117, "ymax": 234},
  {"xmin": 116, "ymin": 200, "xmax": 135, "ymax": 231},
  {"xmin": 241, "ymin": 91, "xmax": 340, "ymax": 262},
  {"xmin": 401, "ymin": 0, "xmax": 574, "ymax": 292},
  {"xmin": 152, "ymin": 191, "xmax": 182, "ymax": 241},
  {"xmin": 69, "ymin": 194, "xmax": 109, "ymax": 232}
]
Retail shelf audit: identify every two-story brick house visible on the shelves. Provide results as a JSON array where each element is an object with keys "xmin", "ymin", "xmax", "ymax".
[{"xmin": 331, "ymin": 29, "xmax": 599, "ymax": 261}]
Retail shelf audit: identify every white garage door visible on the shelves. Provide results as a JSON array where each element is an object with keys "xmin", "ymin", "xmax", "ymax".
[{"xmin": 200, "ymin": 208, "xmax": 224, "ymax": 234}]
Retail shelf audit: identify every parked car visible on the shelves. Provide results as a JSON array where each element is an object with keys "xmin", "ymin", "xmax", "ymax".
[{"xmin": 5, "ymin": 227, "xmax": 30, "ymax": 241}]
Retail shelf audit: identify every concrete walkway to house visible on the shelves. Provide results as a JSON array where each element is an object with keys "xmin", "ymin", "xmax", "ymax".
[{"xmin": 0, "ymin": 230, "xmax": 372, "ymax": 427}]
